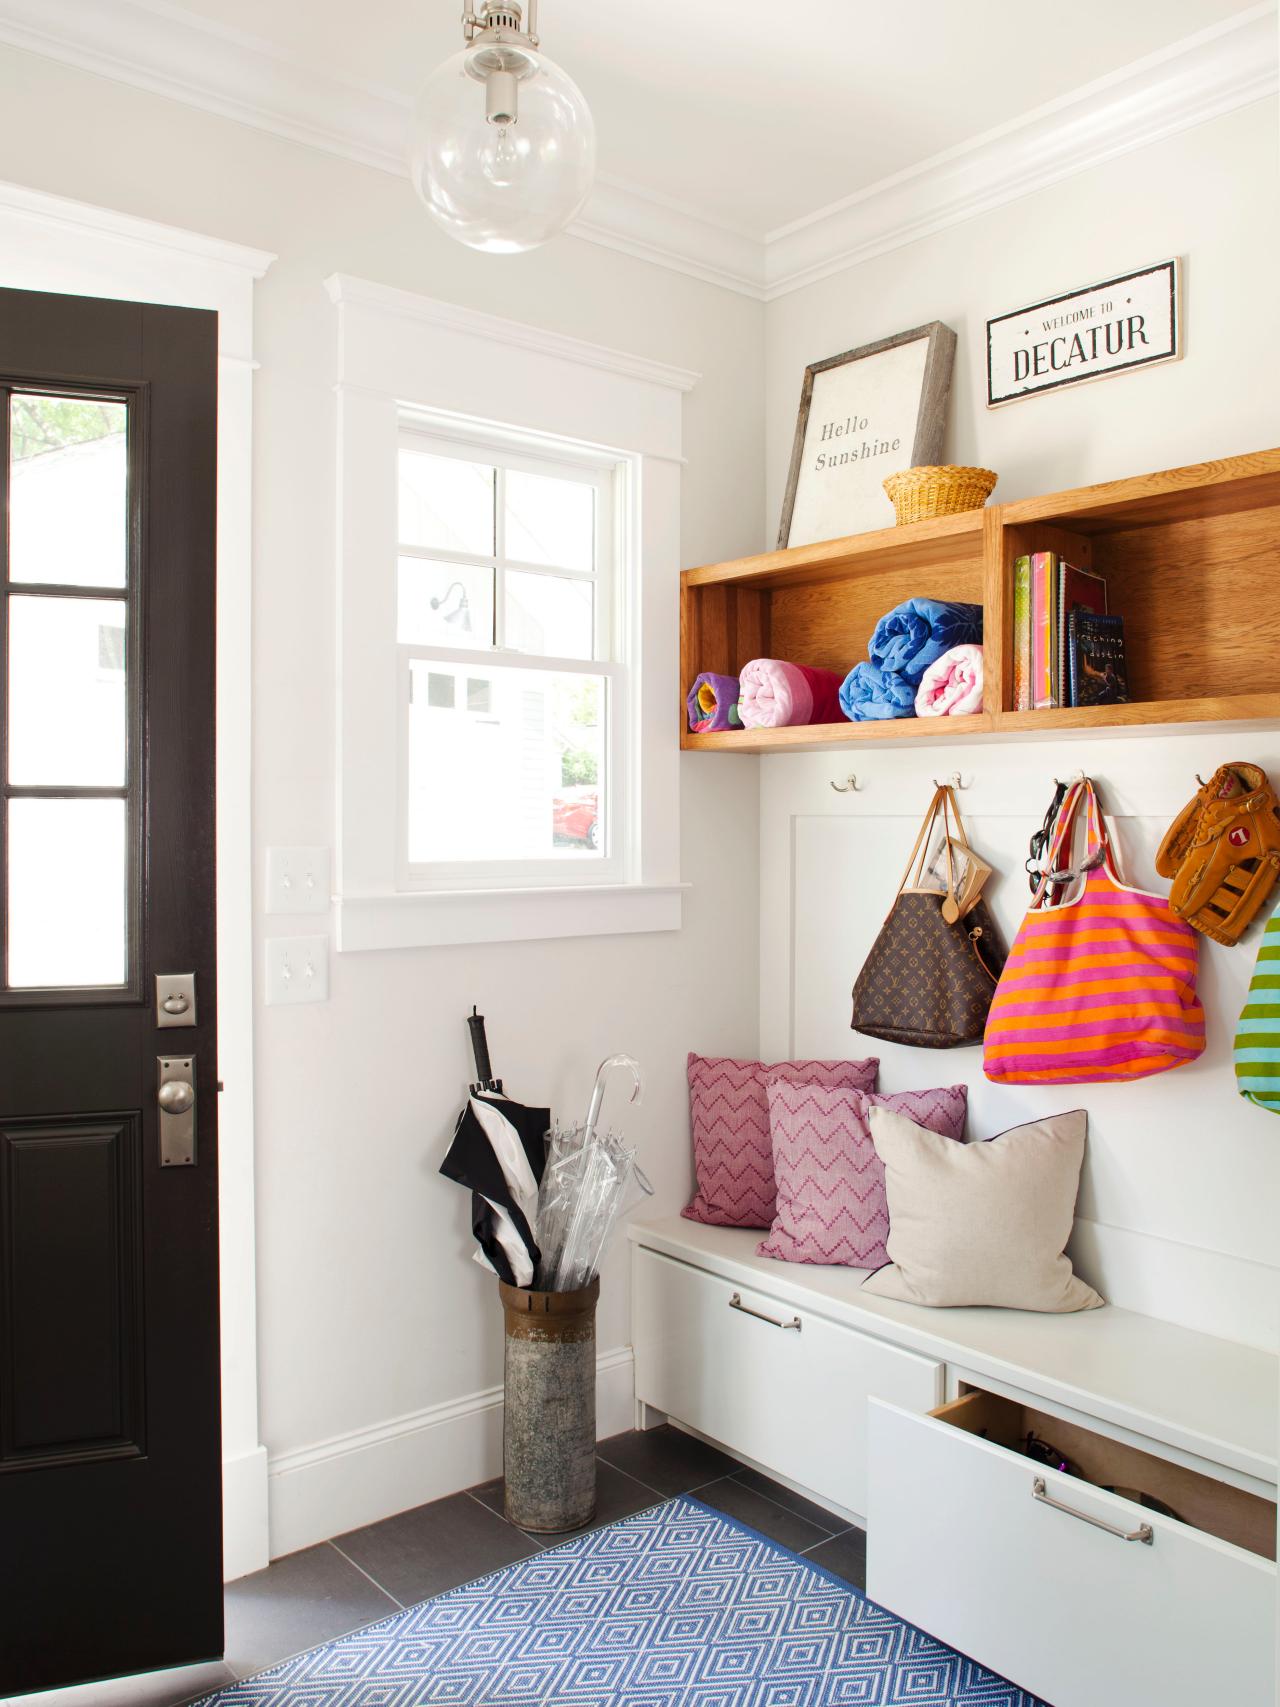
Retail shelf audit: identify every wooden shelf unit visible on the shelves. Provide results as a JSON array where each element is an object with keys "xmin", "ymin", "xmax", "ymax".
[{"xmin": 681, "ymin": 447, "xmax": 1280, "ymax": 752}]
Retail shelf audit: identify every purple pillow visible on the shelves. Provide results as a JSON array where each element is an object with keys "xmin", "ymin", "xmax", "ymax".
[
  {"xmin": 682, "ymin": 1053, "xmax": 879, "ymax": 1229},
  {"xmin": 758, "ymin": 1081, "xmax": 967, "ymax": 1267}
]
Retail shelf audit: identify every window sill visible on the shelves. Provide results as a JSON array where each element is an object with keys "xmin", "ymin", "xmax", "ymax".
[{"xmin": 335, "ymin": 883, "xmax": 688, "ymax": 951}]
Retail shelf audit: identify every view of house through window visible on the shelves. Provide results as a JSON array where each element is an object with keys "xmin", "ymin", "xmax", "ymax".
[{"xmin": 397, "ymin": 428, "xmax": 617, "ymax": 876}]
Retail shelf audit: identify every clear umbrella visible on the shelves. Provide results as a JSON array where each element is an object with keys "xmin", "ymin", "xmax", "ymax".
[{"xmin": 535, "ymin": 1055, "xmax": 652, "ymax": 1291}]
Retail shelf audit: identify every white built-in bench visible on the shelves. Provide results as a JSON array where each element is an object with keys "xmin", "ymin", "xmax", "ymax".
[{"xmin": 629, "ymin": 1215, "xmax": 1278, "ymax": 1707}]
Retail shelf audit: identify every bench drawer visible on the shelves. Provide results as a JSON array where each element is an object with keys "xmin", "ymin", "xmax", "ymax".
[
  {"xmin": 867, "ymin": 1390, "xmax": 1277, "ymax": 1707},
  {"xmin": 632, "ymin": 1246, "xmax": 942, "ymax": 1516}
]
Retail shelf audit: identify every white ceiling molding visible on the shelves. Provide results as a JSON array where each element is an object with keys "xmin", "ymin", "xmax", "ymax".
[
  {"xmin": 0, "ymin": 0, "xmax": 1272, "ymax": 304},
  {"xmin": 0, "ymin": 0, "xmax": 412, "ymax": 173},
  {"xmin": 762, "ymin": 5, "xmax": 1279, "ymax": 299},
  {"xmin": 573, "ymin": 178, "xmax": 766, "ymax": 300}
]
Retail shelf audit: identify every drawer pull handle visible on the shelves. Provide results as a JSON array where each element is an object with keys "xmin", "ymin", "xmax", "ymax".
[
  {"xmin": 1032, "ymin": 1476, "xmax": 1153, "ymax": 1545},
  {"xmin": 729, "ymin": 1292, "xmax": 802, "ymax": 1332}
]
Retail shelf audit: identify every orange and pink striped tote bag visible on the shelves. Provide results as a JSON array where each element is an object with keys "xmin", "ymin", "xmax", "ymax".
[{"xmin": 985, "ymin": 778, "xmax": 1205, "ymax": 1084}]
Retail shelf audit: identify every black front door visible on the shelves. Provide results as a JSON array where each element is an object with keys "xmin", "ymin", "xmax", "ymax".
[{"xmin": 0, "ymin": 287, "xmax": 222, "ymax": 1691}]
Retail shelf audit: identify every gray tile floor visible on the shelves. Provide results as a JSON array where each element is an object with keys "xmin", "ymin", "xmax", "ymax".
[{"xmin": 6, "ymin": 1426, "xmax": 866, "ymax": 1707}]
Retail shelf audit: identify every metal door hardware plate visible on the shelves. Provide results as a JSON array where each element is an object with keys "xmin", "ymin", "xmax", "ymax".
[
  {"xmin": 156, "ymin": 972, "xmax": 197, "ymax": 1028},
  {"xmin": 157, "ymin": 1056, "xmax": 196, "ymax": 1167}
]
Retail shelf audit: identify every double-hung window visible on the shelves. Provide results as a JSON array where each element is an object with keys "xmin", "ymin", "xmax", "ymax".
[
  {"xmin": 330, "ymin": 275, "xmax": 690, "ymax": 951},
  {"xmin": 396, "ymin": 420, "xmax": 625, "ymax": 889}
]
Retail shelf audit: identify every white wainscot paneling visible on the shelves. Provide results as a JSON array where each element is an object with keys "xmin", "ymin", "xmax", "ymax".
[{"xmin": 759, "ymin": 733, "xmax": 1280, "ymax": 1350}]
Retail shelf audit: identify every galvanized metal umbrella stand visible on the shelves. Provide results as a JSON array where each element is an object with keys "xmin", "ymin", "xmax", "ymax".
[
  {"xmin": 499, "ymin": 1275, "xmax": 600, "ymax": 1532},
  {"xmin": 442, "ymin": 1021, "xmax": 645, "ymax": 1535}
]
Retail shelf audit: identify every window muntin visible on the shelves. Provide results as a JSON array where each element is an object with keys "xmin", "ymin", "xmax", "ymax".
[{"xmin": 395, "ymin": 425, "xmax": 621, "ymax": 888}]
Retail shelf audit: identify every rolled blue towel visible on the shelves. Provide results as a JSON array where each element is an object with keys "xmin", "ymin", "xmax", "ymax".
[
  {"xmin": 839, "ymin": 660, "xmax": 918, "ymax": 721},
  {"xmin": 869, "ymin": 598, "xmax": 983, "ymax": 685}
]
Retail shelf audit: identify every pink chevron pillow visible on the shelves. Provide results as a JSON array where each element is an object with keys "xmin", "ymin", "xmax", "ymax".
[
  {"xmin": 682, "ymin": 1053, "xmax": 878, "ymax": 1229},
  {"xmin": 758, "ymin": 1081, "xmax": 967, "ymax": 1267}
]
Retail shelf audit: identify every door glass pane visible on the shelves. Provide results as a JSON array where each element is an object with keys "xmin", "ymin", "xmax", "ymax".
[
  {"xmin": 398, "ymin": 448, "xmax": 494, "ymax": 556},
  {"xmin": 398, "ymin": 558, "xmax": 494, "ymax": 648},
  {"xmin": 407, "ymin": 661, "xmax": 604, "ymax": 864},
  {"xmin": 505, "ymin": 570, "xmax": 594, "ymax": 660},
  {"xmin": 7, "ymin": 799, "xmax": 127, "ymax": 988},
  {"xmin": 8, "ymin": 596, "xmax": 127, "ymax": 785},
  {"xmin": 505, "ymin": 470, "xmax": 594, "ymax": 571},
  {"xmin": 9, "ymin": 395, "xmax": 128, "ymax": 588}
]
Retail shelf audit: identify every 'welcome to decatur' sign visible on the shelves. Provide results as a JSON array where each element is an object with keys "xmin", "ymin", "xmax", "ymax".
[{"xmin": 986, "ymin": 259, "xmax": 1180, "ymax": 407}]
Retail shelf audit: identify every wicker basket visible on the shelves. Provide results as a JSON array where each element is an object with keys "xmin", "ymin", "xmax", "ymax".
[{"xmin": 883, "ymin": 465, "xmax": 998, "ymax": 526}]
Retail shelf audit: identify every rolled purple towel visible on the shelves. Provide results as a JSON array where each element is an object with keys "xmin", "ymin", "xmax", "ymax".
[{"xmin": 686, "ymin": 671, "xmax": 742, "ymax": 733}]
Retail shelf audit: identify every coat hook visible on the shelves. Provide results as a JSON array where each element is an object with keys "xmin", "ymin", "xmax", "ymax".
[
  {"xmin": 933, "ymin": 771, "xmax": 970, "ymax": 791},
  {"xmin": 830, "ymin": 774, "xmax": 861, "ymax": 793}
]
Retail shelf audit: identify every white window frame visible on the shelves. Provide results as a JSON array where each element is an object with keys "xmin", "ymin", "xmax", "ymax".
[
  {"xmin": 328, "ymin": 274, "xmax": 697, "ymax": 951},
  {"xmin": 395, "ymin": 415, "xmax": 629, "ymax": 892}
]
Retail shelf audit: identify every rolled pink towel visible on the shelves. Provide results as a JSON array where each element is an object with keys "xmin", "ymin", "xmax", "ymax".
[
  {"xmin": 914, "ymin": 643, "xmax": 984, "ymax": 718},
  {"xmin": 739, "ymin": 659, "xmax": 844, "ymax": 728}
]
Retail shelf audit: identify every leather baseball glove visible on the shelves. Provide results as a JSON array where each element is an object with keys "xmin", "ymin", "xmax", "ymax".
[{"xmin": 1155, "ymin": 763, "xmax": 1280, "ymax": 945}]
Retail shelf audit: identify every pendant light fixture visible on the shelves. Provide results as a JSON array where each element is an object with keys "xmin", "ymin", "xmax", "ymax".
[{"xmin": 408, "ymin": 3, "xmax": 596, "ymax": 254}]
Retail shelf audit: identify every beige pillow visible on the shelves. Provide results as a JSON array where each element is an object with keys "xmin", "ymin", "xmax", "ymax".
[{"xmin": 861, "ymin": 1106, "xmax": 1104, "ymax": 1313}]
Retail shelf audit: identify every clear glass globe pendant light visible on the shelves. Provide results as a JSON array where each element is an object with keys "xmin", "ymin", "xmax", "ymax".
[{"xmin": 408, "ymin": 2, "xmax": 596, "ymax": 253}]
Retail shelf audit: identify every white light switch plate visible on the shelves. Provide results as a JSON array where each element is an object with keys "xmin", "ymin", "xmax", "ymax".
[
  {"xmin": 266, "ymin": 847, "xmax": 331, "ymax": 915},
  {"xmin": 265, "ymin": 935, "xmax": 329, "ymax": 1005}
]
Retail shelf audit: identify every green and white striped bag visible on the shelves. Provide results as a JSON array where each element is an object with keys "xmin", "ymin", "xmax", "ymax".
[{"xmin": 1235, "ymin": 899, "xmax": 1280, "ymax": 1114}]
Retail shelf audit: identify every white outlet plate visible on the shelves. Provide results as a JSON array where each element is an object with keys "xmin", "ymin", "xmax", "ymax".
[
  {"xmin": 266, "ymin": 846, "xmax": 331, "ymax": 916},
  {"xmin": 265, "ymin": 935, "xmax": 329, "ymax": 1005}
]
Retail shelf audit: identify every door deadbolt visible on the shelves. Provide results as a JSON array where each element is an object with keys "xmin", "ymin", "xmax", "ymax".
[{"xmin": 156, "ymin": 973, "xmax": 197, "ymax": 1029}]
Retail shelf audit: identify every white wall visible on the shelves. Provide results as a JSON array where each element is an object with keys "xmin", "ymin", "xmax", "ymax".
[
  {"xmin": 766, "ymin": 99, "xmax": 1280, "ymax": 523},
  {"xmin": 0, "ymin": 45, "xmax": 765, "ymax": 1562},
  {"xmin": 761, "ymin": 98, "xmax": 1280, "ymax": 1352}
]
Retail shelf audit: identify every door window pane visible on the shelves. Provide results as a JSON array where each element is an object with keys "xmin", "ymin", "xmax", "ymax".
[
  {"xmin": 398, "ymin": 448, "xmax": 494, "ymax": 556},
  {"xmin": 505, "ymin": 470, "xmax": 594, "ymax": 572},
  {"xmin": 8, "ymin": 597, "xmax": 127, "ymax": 786},
  {"xmin": 7, "ymin": 799, "xmax": 127, "ymax": 988},
  {"xmin": 408, "ymin": 661, "xmax": 604, "ymax": 864},
  {"xmin": 398, "ymin": 558, "xmax": 494, "ymax": 649},
  {"xmin": 505, "ymin": 571, "xmax": 594, "ymax": 660},
  {"xmin": 9, "ymin": 395, "xmax": 128, "ymax": 588}
]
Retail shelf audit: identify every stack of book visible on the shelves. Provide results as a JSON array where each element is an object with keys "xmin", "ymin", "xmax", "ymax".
[{"xmin": 1011, "ymin": 552, "xmax": 1129, "ymax": 710}]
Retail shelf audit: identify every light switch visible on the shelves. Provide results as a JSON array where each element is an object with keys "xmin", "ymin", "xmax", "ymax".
[
  {"xmin": 266, "ymin": 847, "xmax": 331, "ymax": 915},
  {"xmin": 265, "ymin": 935, "xmax": 329, "ymax": 1005}
]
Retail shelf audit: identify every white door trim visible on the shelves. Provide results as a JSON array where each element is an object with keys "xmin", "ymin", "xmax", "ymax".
[{"xmin": 0, "ymin": 178, "xmax": 275, "ymax": 1581}]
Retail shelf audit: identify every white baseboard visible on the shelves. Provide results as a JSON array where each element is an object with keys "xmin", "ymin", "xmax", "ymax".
[
  {"xmin": 223, "ymin": 1443, "xmax": 270, "ymax": 1582},
  {"xmin": 265, "ymin": 1346, "xmax": 636, "ymax": 1563},
  {"xmin": 1068, "ymin": 1217, "xmax": 1279, "ymax": 1352}
]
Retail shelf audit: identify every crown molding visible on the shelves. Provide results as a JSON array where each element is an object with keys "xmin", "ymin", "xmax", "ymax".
[
  {"xmin": 575, "ymin": 176, "xmax": 766, "ymax": 299},
  {"xmin": 325, "ymin": 271, "xmax": 702, "ymax": 392},
  {"xmin": 761, "ymin": 5, "xmax": 1279, "ymax": 299},
  {"xmin": 0, "ymin": 0, "xmax": 1272, "ymax": 305}
]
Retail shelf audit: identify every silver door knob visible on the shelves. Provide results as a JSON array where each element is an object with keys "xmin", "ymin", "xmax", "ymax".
[{"xmin": 158, "ymin": 1079, "xmax": 195, "ymax": 1116}]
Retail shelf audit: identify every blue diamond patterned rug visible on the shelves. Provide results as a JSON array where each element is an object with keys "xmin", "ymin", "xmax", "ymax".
[{"xmin": 196, "ymin": 1494, "xmax": 1045, "ymax": 1705}]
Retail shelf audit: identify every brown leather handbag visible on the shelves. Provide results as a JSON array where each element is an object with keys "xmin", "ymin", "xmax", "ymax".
[{"xmin": 851, "ymin": 785, "xmax": 1006, "ymax": 1049}]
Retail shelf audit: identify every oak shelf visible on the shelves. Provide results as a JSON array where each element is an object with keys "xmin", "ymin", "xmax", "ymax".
[{"xmin": 680, "ymin": 446, "xmax": 1280, "ymax": 753}]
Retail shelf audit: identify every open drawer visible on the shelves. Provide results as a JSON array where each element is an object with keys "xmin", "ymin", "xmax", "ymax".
[{"xmin": 867, "ymin": 1387, "xmax": 1277, "ymax": 1707}]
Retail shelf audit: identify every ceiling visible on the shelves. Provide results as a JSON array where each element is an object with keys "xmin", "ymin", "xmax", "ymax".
[{"xmin": 149, "ymin": 0, "xmax": 1250, "ymax": 235}]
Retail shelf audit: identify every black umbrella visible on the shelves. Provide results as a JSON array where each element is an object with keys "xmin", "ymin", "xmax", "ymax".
[{"xmin": 438, "ymin": 1008, "xmax": 548, "ymax": 1288}]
